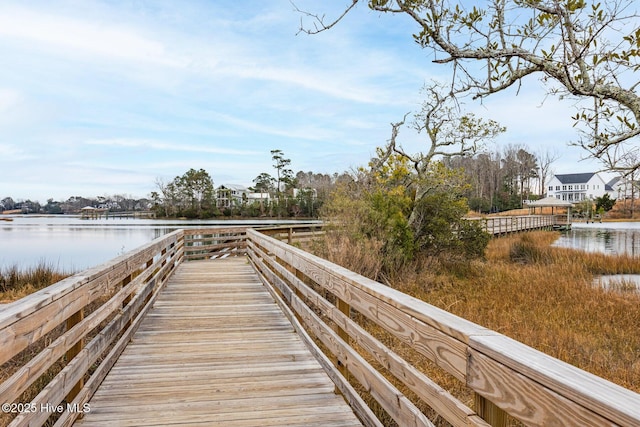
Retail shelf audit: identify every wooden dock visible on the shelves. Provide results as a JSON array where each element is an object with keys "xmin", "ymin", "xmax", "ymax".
[
  {"xmin": 75, "ymin": 258, "xmax": 362, "ymax": 427},
  {"xmin": 3, "ymin": 226, "xmax": 639, "ymax": 427}
]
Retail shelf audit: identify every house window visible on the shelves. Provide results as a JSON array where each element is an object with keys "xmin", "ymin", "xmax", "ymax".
[
  {"xmin": 562, "ymin": 185, "xmax": 567, "ymax": 191},
  {"xmin": 568, "ymin": 185, "xmax": 573, "ymax": 190},
  {"xmin": 548, "ymin": 186, "xmax": 553, "ymax": 191}
]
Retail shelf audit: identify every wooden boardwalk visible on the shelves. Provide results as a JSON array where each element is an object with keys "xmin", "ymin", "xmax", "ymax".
[{"xmin": 75, "ymin": 258, "xmax": 362, "ymax": 427}]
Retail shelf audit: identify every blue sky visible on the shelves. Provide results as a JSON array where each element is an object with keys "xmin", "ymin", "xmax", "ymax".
[{"xmin": 0, "ymin": 0, "xmax": 609, "ymax": 202}]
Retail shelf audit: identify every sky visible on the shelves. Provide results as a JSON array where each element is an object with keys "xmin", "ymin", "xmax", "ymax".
[{"xmin": 0, "ymin": 0, "xmax": 617, "ymax": 203}]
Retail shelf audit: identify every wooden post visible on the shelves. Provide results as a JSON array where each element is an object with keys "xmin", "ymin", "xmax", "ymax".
[
  {"xmin": 335, "ymin": 297, "xmax": 350, "ymax": 380},
  {"xmin": 287, "ymin": 227, "xmax": 293, "ymax": 245},
  {"xmin": 122, "ymin": 274, "xmax": 133, "ymax": 329},
  {"xmin": 145, "ymin": 258, "xmax": 154, "ymax": 303},
  {"xmin": 475, "ymin": 393, "xmax": 508, "ymax": 427},
  {"xmin": 65, "ymin": 308, "xmax": 84, "ymax": 401}
]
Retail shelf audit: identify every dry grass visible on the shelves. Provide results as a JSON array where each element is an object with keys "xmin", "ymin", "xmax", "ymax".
[
  {"xmin": 399, "ymin": 232, "xmax": 640, "ymax": 391},
  {"xmin": 0, "ymin": 262, "xmax": 73, "ymax": 303},
  {"xmin": 312, "ymin": 230, "xmax": 640, "ymax": 425},
  {"xmin": 447, "ymin": 232, "xmax": 640, "ymax": 392}
]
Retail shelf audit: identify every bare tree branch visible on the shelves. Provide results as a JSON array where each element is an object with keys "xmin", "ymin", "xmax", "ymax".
[{"xmin": 295, "ymin": 0, "xmax": 640, "ymax": 173}]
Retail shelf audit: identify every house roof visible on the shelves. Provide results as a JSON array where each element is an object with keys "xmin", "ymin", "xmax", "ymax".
[
  {"xmin": 607, "ymin": 176, "xmax": 621, "ymax": 187},
  {"xmin": 217, "ymin": 184, "xmax": 248, "ymax": 191},
  {"xmin": 554, "ymin": 173, "xmax": 596, "ymax": 184},
  {"xmin": 527, "ymin": 196, "xmax": 574, "ymax": 207}
]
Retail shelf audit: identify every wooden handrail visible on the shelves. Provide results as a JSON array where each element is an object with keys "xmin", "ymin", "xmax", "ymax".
[
  {"xmin": 466, "ymin": 215, "xmax": 559, "ymax": 235},
  {"xmin": 245, "ymin": 228, "xmax": 640, "ymax": 427},
  {"xmin": 0, "ymin": 230, "xmax": 183, "ymax": 427}
]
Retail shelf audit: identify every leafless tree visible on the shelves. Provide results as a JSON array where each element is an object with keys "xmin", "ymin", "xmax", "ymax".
[{"xmin": 536, "ymin": 148, "xmax": 560, "ymax": 196}]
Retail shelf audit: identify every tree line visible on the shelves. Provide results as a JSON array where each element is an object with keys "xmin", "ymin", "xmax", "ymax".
[
  {"xmin": 0, "ymin": 195, "xmax": 150, "ymax": 215},
  {"xmin": 1, "ymin": 142, "xmax": 563, "ymax": 219},
  {"xmin": 148, "ymin": 150, "xmax": 356, "ymax": 219}
]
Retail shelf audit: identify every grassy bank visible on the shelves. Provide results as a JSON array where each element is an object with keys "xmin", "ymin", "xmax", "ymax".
[
  {"xmin": 420, "ymin": 232, "xmax": 640, "ymax": 392},
  {"xmin": 315, "ymin": 230, "xmax": 640, "ymax": 410},
  {"xmin": 0, "ymin": 262, "xmax": 72, "ymax": 303}
]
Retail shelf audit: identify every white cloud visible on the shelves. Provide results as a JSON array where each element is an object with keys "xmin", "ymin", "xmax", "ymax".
[
  {"xmin": 0, "ymin": 88, "xmax": 22, "ymax": 113},
  {"xmin": 0, "ymin": 143, "xmax": 31, "ymax": 160},
  {"xmin": 0, "ymin": 5, "xmax": 182, "ymax": 68},
  {"xmin": 84, "ymin": 138, "xmax": 260, "ymax": 156}
]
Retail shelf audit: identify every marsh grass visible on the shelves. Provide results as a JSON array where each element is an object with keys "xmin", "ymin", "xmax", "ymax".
[
  {"xmin": 415, "ymin": 232, "xmax": 640, "ymax": 392},
  {"xmin": 0, "ymin": 261, "xmax": 73, "ymax": 303},
  {"xmin": 312, "ymin": 230, "xmax": 640, "ymax": 425}
]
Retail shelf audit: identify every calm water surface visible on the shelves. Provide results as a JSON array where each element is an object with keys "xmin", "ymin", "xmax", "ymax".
[
  {"xmin": 3, "ymin": 216, "xmax": 639, "ymax": 272},
  {"xmin": 0, "ymin": 215, "xmax": 312, "ymax": 271},
  {"xmin": 552, "ymin": 222, "xmax": 640, "ymax": 257}
]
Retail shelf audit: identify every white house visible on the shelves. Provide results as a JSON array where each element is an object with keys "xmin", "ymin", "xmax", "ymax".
[
  {"xmin": 216, "ymin": 184, "xmax": 271, "ymax": 208},
  {"xmin": 606, "ymin": 176, "xmax": 639, "ymax": 200},
  {"xmin": 216, "ymin": 184, "xmax": 249, "ymax": 208},
  {"xmin": 547, "ymin": 172, "xmax": 615, "ymax": 201},
  {"xmin": 246, "ymin": 192, "xmax": 270, "ymax": 204}
]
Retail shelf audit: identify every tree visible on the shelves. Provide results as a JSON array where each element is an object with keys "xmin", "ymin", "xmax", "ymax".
[
  {"xmin": 595, "ymin": 193, "xmax": 616, "ymax": 213},
  {"xmin": 344, "ymin": 82, "xmax": 500, "ymax": 262},
  {"xmin": 177, "ymin": 168, "xmax": 216, "ymax": 217},
  {"xmin": 43, "ymin": 198, "xmax": 62, "ymax": 214},
  {"xmin": 271, "ymin": 149, "xmax": 295, "ymax": 196},
  {"xmin": 270, "ymin": 149, "xmax": 297, "ymax": 216},
  {"xmin": 251, "ymin": 172, "xmax": 275, "ymax": 193},
  {"xmin": 448, "ymin": 144, "xmax": 542, "ymax": 212},
  {"xmin": 536, "ymin": 148, "xmax": 560, "ymax": 196},
  {"xmin": 298, "ymin": 1, "xmax": 640, "ymax": 174},
  {"xmin": 374, "ymin": 81, "xmax": 504, "ymax": 231},
  {"xmin": 152, "ymin": 169, "xmax": 216, "ymax": 218},
  {"xmin": 1, "ymin": 197, "xmax": 15, "ymax": 211},
  {"xmin": 516, "ymin": 147, "xmax": 539, "ymax": 204}
]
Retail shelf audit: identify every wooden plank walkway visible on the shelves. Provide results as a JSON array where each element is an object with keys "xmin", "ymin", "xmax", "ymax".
[{"xmin": 75, "ymin": 257, "xmax": 362, "ymax": 427}]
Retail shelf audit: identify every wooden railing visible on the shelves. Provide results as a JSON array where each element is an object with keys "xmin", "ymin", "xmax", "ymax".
[
  {"xmin": 468, "ymin": 215, "xmax": 559, "ymax": 235},
  {"xmin": 257, "ymin": 223, "xmax": 325, "ymax": 245},
  {"xmin": 0, "ymin": 231, "xmax": 183, "ymax": 427},
  {"xmin": 182, "ymin": 227, "xmax": 248, "ymax": 260},
  {"xmin": 2, "ymin": 225, "xmax": 638, "ymax": 427},
  {"xmin": 246, "ymin": 228, "xmax": 640, "ymax": 427}
]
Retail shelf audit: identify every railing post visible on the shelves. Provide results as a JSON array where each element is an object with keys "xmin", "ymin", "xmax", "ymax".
[
  {"xmin": 122, "ymin": 273, "xmax": 133, "ymax": 329},
  {"xmin": 144, "ymin": 258, "xmax": 154, "ymax": 303},
  {"xmin": 475, "ymin": 394, "xmax": 508, "ymax": 427},
  {"xmin": 335, "ymin": 297, "xmax": 350, "ymax": 379},
  {"xmin": 288, "ymin": 227, "xmax": 293, "ymax": 245},
  {"xmin": 65, "ymin": 308, "xmax": 84, "ymax": 401}
]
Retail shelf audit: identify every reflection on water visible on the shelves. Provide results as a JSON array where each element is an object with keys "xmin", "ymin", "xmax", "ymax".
[
  {"xmin": 594, "ymin": 275, "xmax": 640, "ymax": 293},
  {"xmin": 0, "ymin": 215, "xmax": 317, "ymax": 271},
  {"xmin": 552, "ymin": 222, "xmax": 640, "ymax": 257}
]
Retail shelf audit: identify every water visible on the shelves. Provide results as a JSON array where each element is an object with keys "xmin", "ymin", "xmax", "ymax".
[
  {"xmin": 3, "ymin": 216, "xmax": 639, "ymax": 272},
  {"xmin": 551, "ymin": 222, "xmax": 640, "ymax": 292},
  {"xmin": 0, "ymin": 215, "xmax": 315, "ymax": 271},
  {"xmin": 552, "ymin": 222, "xmax": 640, "ymax": 257},
  {"xmin": 594, "ymin": 274, "xmax": 640, "ymax": 293}
]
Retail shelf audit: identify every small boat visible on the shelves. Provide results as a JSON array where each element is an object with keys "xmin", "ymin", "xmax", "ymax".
[{"xmin": 0, "ymin": 217, "xmax": 14, "ymax": 222}]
